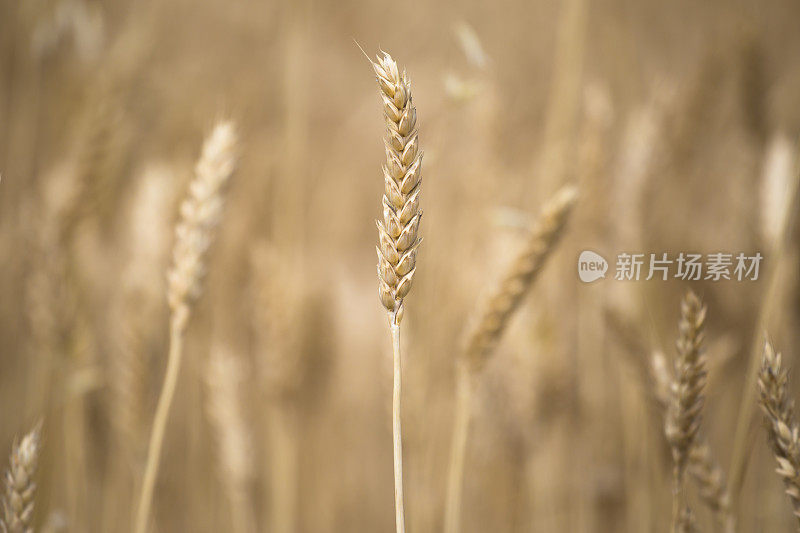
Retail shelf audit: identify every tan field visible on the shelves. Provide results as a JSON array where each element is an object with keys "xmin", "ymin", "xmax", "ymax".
[{"xmin": 1, "ymin": 0, "xmax": 800, "ymax": 531}]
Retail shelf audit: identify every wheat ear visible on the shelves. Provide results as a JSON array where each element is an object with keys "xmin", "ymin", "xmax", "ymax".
[
  {"xmin": 665, "ymin": 291, "xmax": 707, "ymax": 532},
  {"xmin": 462, "ymin": 185, "xmax": 578, "ymax": 371},
  {"xmin": 1, "ymin": 423, "xmax": 42, "ymax": 533},
  {"xmin": 444, "ymin": 186, "xmax": 577, "ymax": 533},
  {"xmin": 205, "ymin": 347, "xmax": 256, "ymax": 533},
  {"xmin": 610, "ymin": 313, "xmax": 733, "ymax": 531},
  {"xmin": 758, "ymin": 340, "xmax": 800, "ymax": 530},
  {"xmin": 134, "ymin": 121, "xmax": 238, "ymax": 533},
  {"xmin": 371, "ymin": 50, "xmax": 422, "ymax": 533}
]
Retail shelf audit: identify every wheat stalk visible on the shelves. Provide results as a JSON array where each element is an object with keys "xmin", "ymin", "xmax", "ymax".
[
  {"xmin": 370, "ymin": 50, "xmax": 422, "ymax": 533},
  {"xmin": 758, "ymin": 340, "xmax": 800, "ymax": 530},
  {"xmin": 250, "ymin": 244, "xmax": 302, "ymax": 533},
  {"xmin": 608, "ymin": 310, "xmax": 734, "ymax": 531},
  {"xmin": 444, "ymin": 185, "xmax": 577, "ymax": 533},
  {"xmin": 134, "ymin": 121, "xmax": 238, "ymax": 533},
  {"xmin": 205, "ymin": 347, "xmax": 256, "ymax": 533},
  {"xmin": 665, "ymin": 291, "xmax": 707, "ymax": 533},
  {"xmin": 1, "ymin": 423, "xmax": 42, "ymax": 533}
]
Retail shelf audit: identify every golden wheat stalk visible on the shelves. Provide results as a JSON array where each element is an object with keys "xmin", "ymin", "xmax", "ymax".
[
  {"xmin": 608, "ymin": 311, "xmax": 733, "ymax": 531},
  {"xmin": 665, "ymin": 291, "xmax": 707, "ymax": 533},
  {"xmin": 205, "ymin": 347, "xmax": 256, "ymax": 533},
  {"xmin": 134, "ymin": 121, "xmax": 238, "ymax": 533},
  {"xmin": 444, "ymin": 185, "xmax": 577, "ymax": 533},
  {"xmin": 758, "ymin": 340, "xmax": 800, "ymax": 530},
  {"xmin": 1, "ymin": 423, "xmax": 42, "ymax": 533},
  {"xmin": 370, "ymin": 50, "xmax": 422, "ymax": 533}
]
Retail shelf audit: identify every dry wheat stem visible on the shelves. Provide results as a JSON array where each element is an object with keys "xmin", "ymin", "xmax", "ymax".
[
  {"xmin": 205, "ymin": 348, "xmax": 256, "ymax": 533},
  {"xmin": 665, "ymin": 291, "xmax": 707, "ymax": 533},
  {"xmin": 463, "ymin": 185, "xmax": 578, "ymax": 371},
  {"xmin": 443, "ymin": 363, "xmax": 472, "ymax": 533},
  {"xmin": 643, "ymin": 348, "xmax": 733, "ymax": 530},
  {"xmin": 134, "ymin": 121, "xmax": 237, "ymax": 533},
  {"xmin": 1, "ymin": 423, "xmax": 42, "ymax": 533},
  {"xmin": 758, "ymin": 340, "xmax": 800, "ymax": 530},
  {"xmin": 445, "ymin": 186, "xmax": 577, "ymax": 532},
  {"xmin": 729, "ymin": 147, "xmax": 800, "ymax": 497},
  {"xmin": 390, "ymin": 324, "xmax": 406, "ymax": 533},
  {"xmin": 371, "ymin": 51, "xmax": 420, "ymax": 533}
]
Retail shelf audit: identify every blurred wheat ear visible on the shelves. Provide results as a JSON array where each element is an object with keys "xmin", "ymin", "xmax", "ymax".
[
  {"xmin": 1, "ymin": 422, "xmax": 42, "ymax": 533},
  {"xmin": 371, "ymin": 50, "xmax": 422, "ymax": 533},
  {"xmin": 608, "ymin": 310, "xmax": 734, "ymax": 532},
  {"xmin": 444, "ymin": 185, "xmax": 577, "ymax": 533},
  {"xmin": 665, "ymin": 291, "xmax": 707, "ymax": 533},
  {"xmin": 134, "ymin": 121, "xmax": 238, "ymax": 533},
  {"xmin": 758, "ymin": 340, "xmax": 800, "ymax": 530}
]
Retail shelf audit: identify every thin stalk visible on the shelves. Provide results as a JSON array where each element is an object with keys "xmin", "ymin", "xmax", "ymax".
[
  {"xmin": 134, "ymin": 307, "xmax": 188, "ymax": 533},
  {"xmin": 391, "ymin": 322, "xmax": 406, "ymax": 533},
  {"xmin": 671, "ymin": 472, "xmax": 685, "ymax": 533},
  {"xmin": 729, "ymin": 143, "xmax": 800, "ymax": 497},
  {"xmin": 444, "ymin": 363, "xmax": 473, "ymax": 533},
  {"xmin": 268, "ymin": 402, "xmax": 298, "ymax": 533}
]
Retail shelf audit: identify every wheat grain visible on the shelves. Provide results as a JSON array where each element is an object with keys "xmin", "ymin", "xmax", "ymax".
[
  {"xmin": 758, "ymin": 340, "xmax": 800, "ymax": 530},
  {"xmin": 1, "ymin": 423, "xmax": 42, "ymax": 533},
  {"xmin": 134, "ymin": 121, "xmax": 238, "ymax": 533}
]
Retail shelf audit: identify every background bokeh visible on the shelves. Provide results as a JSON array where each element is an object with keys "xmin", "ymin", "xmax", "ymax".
[{"xmin": 1, "ymin": 0, "xmax": 800, "ymax": 531}]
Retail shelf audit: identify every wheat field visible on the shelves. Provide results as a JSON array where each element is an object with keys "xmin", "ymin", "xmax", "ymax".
[{"xmin": 1, "ymin": 0, "xmax": 800, "ymax": 531}]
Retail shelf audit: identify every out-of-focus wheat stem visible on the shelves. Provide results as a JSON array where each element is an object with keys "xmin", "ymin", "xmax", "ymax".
[
  {"xmin": 729, "ymin": 142, "xmax": 800, "ymax": 497},
  {"xmin": 134, "ymin": 309, "xmax": 187, "ymax": 533},
  {"xmin": 444, "ymin": 186, "xmax": 576, "ymax": 531},
  {"xmin": 444, "ymin": 363, "xmax": 472, "ymax": 533},
  {"xmin": 267, "ymin": 403, "xmax": 298, "ymax": 533},
  {"xmin": 134, "ymin": 121, "xmax": 237, "ymax": 533},
  {"xmin": 205, "ymin": 348, "xmax": 256, "ymax": 533}
]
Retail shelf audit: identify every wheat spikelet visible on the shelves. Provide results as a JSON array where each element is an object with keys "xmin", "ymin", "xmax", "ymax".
[
  {"xmin": 135, "ymin": 121, "xmax": 238, "ymax": 533},
  {"xmin": 666, "ymin": 291, "xmax": 707, "ymax": 482},
  {"xmin": 675, "ymin": 505, "xmax": 698, "ymax": 533},
  {"xmin": 373, "ymin": 51, "xmax": 422, "ymax": 326},
  {"xmin": 205, "ymin": 347, "xmax": 256, "ymax": 533},
  {"xmin": 758, "ymin": 340, "xmax": 800, "ymax": 529},
  {"xmin": 167, "ymin": 121, "xmax": 238, "ymax": 319},
  {"xmin": 1, "ymin": 423, "xmax": 42, "ymax": 533},
  {"xmin": 463, "ymin": 185, "xmax": 578, "ymax": 371}
]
